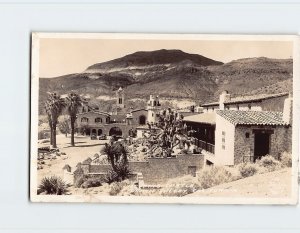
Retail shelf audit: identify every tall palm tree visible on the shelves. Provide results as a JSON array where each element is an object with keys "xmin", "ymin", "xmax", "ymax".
[
  {"xmin": 44, "ymin": 101, "xmax": 53, "ymax": 145},
  {"xmin": 45, "ymin": 92, "xmax": 65, "ymax": 148},
  {"xmin": 65, "ymin": 92, "xmax": 82, "ymax": 146}
]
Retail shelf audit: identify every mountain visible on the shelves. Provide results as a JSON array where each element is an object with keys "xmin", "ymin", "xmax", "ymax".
[
  {"xmin": 39, "ymin": 50, "xmax": 293, "ymax": 112},
  {"xmin": 85, "ymin": 49, "xmax": 223, "ymax": 73}
]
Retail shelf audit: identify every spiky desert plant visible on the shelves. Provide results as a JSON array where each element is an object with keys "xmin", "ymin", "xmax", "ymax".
[{"xmin": 38, "ymin": 176, "xmax": 69, "ymax": 195}]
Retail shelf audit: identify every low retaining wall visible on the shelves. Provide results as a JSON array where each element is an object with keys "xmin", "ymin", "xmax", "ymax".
[{"xmin": 85, "ymin": 153, "xmax": 204, "ymax": 185}]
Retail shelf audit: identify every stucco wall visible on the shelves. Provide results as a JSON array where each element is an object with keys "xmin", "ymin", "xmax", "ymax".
[
  {"xmin": 214, "ymin": 114, "xmax": 235, "ymax": 165},
  {"xmin": 131, "ymin": 110, "xmax": 148, "ymax": 125}
]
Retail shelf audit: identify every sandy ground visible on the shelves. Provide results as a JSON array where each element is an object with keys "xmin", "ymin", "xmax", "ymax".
[
  {"xmin": 188, "ymin": 168, "xmax": 292, "ymax": 198},
  {"xmin": 37, "ymin": 134, "xmax": 108, "ymax": 184}
]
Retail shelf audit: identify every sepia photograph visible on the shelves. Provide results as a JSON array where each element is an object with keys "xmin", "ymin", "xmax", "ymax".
[{"xmin": 30, "ymin": 33, "xmax": 298, "ymax": 204}]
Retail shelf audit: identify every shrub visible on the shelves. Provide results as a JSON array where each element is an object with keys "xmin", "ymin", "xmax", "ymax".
[
  {"xmin": 38, "ymin": 176, "xmax": 69, "ymax": 195},
  {"xmin": 197, "ymin": 166, "xmax": 235, "ymax": 189},
  {"xmin": 280, "ymin": 152, "xmax": 292, "ymax": 168},
  {"xmin": 257, "ymin": 155, "xmax": 281, "ymax": 172},
  {"xmin": 239, "ymin": 163, "xmax": 260, "ymax": 178},
  {"xmin": 109, "ymin": 182, "xmax": 124, "ymax": 196},
  {"xmin": 81, "ymin": 177, "xmax": 103, "ymax": 189}
]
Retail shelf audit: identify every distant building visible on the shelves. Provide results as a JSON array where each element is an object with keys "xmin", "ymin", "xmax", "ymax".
[
  {"xmin": 147, "ymin": 95, "xmax": 161, "ymax": 124},
  {"xmin": 76, "ymin": 89, "xmax": 170, "ymax": 137},
  {"xmin": 184, "ymin": 92, "xmax": 292, "ymax": 166},
  {"xmin": 201, "ymin": 91, "xmax": 289, "ymax": 113}
]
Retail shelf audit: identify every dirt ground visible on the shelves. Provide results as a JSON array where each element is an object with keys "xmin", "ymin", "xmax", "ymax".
[
  {"xmin": 37, "ymin": 134, "xmax": 108, "ymax": 184},
  {"xmin": 188, "ymin": 168, "xmax": 292, "ymax": 198}
]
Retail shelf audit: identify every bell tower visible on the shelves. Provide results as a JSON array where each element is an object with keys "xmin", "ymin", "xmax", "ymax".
[
  {"xmin": 116, "ymin": 87, "xmax": 125, "ymax": 109},
  {"xmin": 147, "ymin": 95, "xmax": 161, "ymax": 124}
]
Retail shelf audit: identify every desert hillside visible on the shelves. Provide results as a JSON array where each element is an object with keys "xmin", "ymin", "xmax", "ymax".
[{"xmin": 39, "ymin": 50, "xmax": 293, "ymax": 112}]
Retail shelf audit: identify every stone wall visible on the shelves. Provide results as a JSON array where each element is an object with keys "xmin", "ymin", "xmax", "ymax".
[
  {"xmin": 234, "ymin": 125, "xmax": 292, "ymax": 164},
  {"xmin": 86, "ymin": 154, "xmax": 204, "ymax": 185}
]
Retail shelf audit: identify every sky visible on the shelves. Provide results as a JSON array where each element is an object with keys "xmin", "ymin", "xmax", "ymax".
[{"xmin": 39, "ymin": 37, "xmax": 293, "ymax": 78}]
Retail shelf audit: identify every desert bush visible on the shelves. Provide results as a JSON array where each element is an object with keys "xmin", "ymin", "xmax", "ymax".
[
  {"xmin": 280, "ymin": 152, "xmax": 292, "ymax": 168},
  {"xmin": 38, "ymin": 176, "xmax": 69, "ymax": 195},
  {"xmin": 38, "ymin": 130, "xmax": 50, "ymax": 140},
  {"xmin": 257, "ymin": 155, "xmax": 281, "ymax": 172},
  {"xmin": 109, "ymin": 182, "xmax": 126, "ymax": 196},
  {"xmin": 81, "ymin": 177, "xmax": 103, "ymax": 189},
  {"xmin": 197, "ymin": 166, "xmax": 235, "ymax": 189},
  {"xmin": 239, "ymin": 163, "xmax": 260, "ymax": 178},
  {"xmin": 105, "ymin": 166, "xmax": 131, "ymax": 184}
]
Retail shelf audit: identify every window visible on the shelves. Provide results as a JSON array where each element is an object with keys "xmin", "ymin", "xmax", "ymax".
[
  {"xmin": 95, "ymin": 117, "xmax": 102, "ymax": 123},
  {"xmin": 81, "ymin": 117, "xmax": 89, "ymax": 123},
  {"xmin": 245, "ymin": 132, "xmax": 250, "ymax": 138},
  {"xmin": 119, "ymin": 98, "xmax": 122, "ymax": 104},
  {"xmin": 248, "ymin": 104, "xmax": 251, "ymax": 110},
  {"xmin": 106, "ymin": 117, "xmax": 110, "ymax": 123},
  {"xmin": 222, "ymin": 131, "xmax": 226, "ymax": 150},
  {"xmin": 237, "ymin": 105, "xmax": 239, "ymax": 110}
]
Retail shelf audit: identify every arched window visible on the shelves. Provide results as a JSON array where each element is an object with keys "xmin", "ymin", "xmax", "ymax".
[
  {"xmin": 81, "ymin": 117, "xmax": 89, "ymax": 123},
  {"xmin": 95, "ymin": 117, "xmax": 102, "ymax": 123}
]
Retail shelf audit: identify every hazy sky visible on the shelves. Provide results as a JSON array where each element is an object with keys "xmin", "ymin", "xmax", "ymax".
[{"xmin": 39, "ymin": 38, "xmax": 293, "ymax": 78}]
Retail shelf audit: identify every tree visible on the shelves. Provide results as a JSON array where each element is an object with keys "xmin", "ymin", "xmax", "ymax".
[
  {"xmin": 143, "ymin": 108, "xmax": 194, "ymax": 157},
  {"xmin": 58, "ymin": 115, "xmax": 71, "ymax": 137},
  {"xmin": 45, "ymin": 92, "xmax": 65, "ymax": 148},
  {"xmin": 65, "ymin": 92, "xmax": 82, "ymax": 146},
  {"xmin": 101, "ymin": 139, "xmax": 130, "ymax": 182}
]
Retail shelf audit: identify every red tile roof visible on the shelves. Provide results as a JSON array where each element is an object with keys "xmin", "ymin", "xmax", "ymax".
[{"xmin": 216, "ymin": 110, "xmax": 288, "ymax": 126}]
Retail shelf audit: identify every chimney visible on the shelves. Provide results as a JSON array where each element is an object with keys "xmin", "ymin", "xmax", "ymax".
[
  {"xmin": 283, "ymin": 95, "xmax": 293, "ymax": 125},
  {"xmin": 219, "ymin": 90, "xmax": 231, "ymax": 110}
]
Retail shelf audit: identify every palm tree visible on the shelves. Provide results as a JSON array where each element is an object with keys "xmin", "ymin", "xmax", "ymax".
[
  {"xmin": 45, "ymin": 92, "xmax": 65, "ymax": 148},
  {"xmin": 44, "ymin": 101, "xmax": 53, "ymax": 145},
  {"xmin": 65, "ymin": 92, "xmax": 82, "ymax": 146}
]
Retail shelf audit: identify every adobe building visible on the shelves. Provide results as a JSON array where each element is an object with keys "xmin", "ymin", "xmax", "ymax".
[
  {"xmin": 202, "ymin": 91, "xmax": 289, "ymax": 113},
  {"xmin": 76, "ymin": 89, "xmax": 171, "ymax": 137},
  {"xmin": 184, "ymin": 92, "xmax": 292, "ymax": 166}
]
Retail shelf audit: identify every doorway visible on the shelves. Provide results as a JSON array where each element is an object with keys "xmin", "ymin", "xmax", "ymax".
[
  {"xmin": 254, "ymin": 132, "xmax": 270, "ymax": 161},
  {"xmin": 139, "ymin": 115, "xmax": 146, "ymax": 125}
]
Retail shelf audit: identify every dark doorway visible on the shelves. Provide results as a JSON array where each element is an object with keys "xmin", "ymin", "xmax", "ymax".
[
  {"xmin": 91, "ymin": 129, "xmax": 97, "ymax": 135},
  {"xmin": 97, "ymin": 129, "xmax": 103, "ymax": 136},
  {"xmin": 139, "ymin": 115, "xmax": 146, "ymax": 125},
  {"xmin": 109, "ymin": 127, "xmax": 122, "ymax": 136},
  {"xmin": 254, "ymin": 132, "xmax": 270, "ymax": 161},
  {"xmin": 85, "ymin": 128, "xmax": 91, "ymax": 136}
]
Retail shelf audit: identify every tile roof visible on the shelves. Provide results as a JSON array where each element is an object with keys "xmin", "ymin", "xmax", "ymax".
[
  {"xmin": 216, "ymin": 110, "xmax": 288, "ymax": 126},
  {"xmin": 183, "ymin": 113, "xmax": 216, "ymax": 125},
  {"xmin": 201, "ymin": 92, "xmax": 288, "ymax": 107}
]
